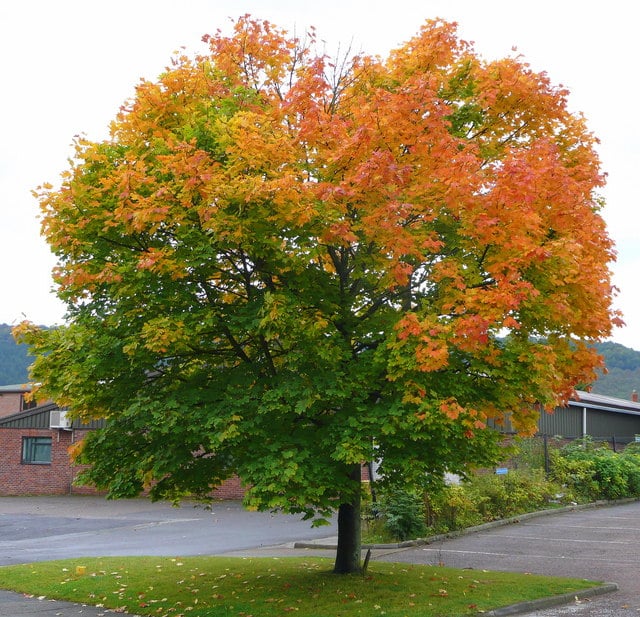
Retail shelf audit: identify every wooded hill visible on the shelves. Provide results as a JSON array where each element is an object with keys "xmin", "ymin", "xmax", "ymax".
[
  {"xmin": 0, "ymin": 323, "xmax": 35, "ymax": 385},
  {"xmin": 591, "ymin": 341, "xmax": 640, "ymax": 399},
  {"xmin": 0, "ymin": 323, "xmax": 638, "ymax": 397}
]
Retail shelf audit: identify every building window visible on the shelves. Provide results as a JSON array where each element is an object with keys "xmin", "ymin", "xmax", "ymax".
[
  {"xmin": 21, "ymin": 437, "xmax": 52, "ymax": 464},
  {"xmin": 21, "ymin": 396, "xmax": 37, "ymax": 411}
]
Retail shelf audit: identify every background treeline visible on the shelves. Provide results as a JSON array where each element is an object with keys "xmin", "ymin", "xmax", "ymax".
[
  {"xmin": 591, "ymin": 341, "xmax": 640, "ymax": 398},
  {"xmin": 0, "ymin": 323, "xmax": 35, "ymax": 385},
  {"xmin": 0, "ymin": 323, "xmax": 639, "ymax": 396}
]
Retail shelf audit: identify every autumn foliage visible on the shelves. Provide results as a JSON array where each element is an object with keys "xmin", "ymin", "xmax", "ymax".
[{"xmin": 16, "ymin": 16, "xmax": 620, "ymax": 573}]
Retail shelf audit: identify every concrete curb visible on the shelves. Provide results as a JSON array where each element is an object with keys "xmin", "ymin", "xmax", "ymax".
[
  {"xmin": 294, "ymin": 498, "xmax": 638, "ymax": 550},
  {"xmin": 481, "ymin": 582, "xmax": 619, "ymax": 616},
  {"xmin": 294, "ymin": 500, "xmax": 631, "ymax": 616}
]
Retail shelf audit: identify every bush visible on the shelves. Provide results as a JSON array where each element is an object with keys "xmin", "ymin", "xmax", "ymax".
[
  {"xmin": 621, "ymin": 449, "xmax": 640, "ymax": 494},
  {"xmin": 370, "ymin": 489, "xmax": 427, "ymax": 541},
  {"xmin": 549, "ymin": 450, "xmax": 598, "ymax": 502},
  {"xmin": 426, "ymin": 485, "xmax": 485, "ymax": 533},
  {"xmin": 464, "ymin": 470, "xmax": 561, "ymax": 520},
  {"xmin": 592, "ymin": 453, "xmax": 629, "ymax": 500},
  {"xmin": 362, "ymin": 436, "xmax": 640, "ymax": 545},
  {"xmin": 622, "ymin": 441, "xmax": 640, "ymax": 456},
  {"xmin": 422, "ymin": 469, "xmax": 563, "ymax": 536},
  {"xmin": 551, "ymin": 437, "xmax": 640, "ymax": 501}
]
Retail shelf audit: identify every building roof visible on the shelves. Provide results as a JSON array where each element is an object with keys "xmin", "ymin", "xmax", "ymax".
[
  {"xmin": 0, "ymin": 402, "xmax": 58, "ymax": 428},
  {"xmin": 571, "ymin": 390, "xmax": 640, "ymax": 416},
  {"xmin": 0, "ymin": 402, "xmax": 103, "ymax": 430},
  {"xmin": 0, "ymin": 383, "xmax": 32, "ymax": 393}
]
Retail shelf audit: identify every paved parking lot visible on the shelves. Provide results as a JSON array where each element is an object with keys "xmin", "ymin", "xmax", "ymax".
[
  {"xmin": 0, "ymin": 495, "xmax": 338, "ymax": 617},
  {"xmin": 1, "ymin": 496, "xmax": 640, "ymax": 616},
  {"xmin": 0, "ymin": 495, "xmax": 336, "ymax": 566},
  {"xmin": 375, "ymin": 500, "xmax": 640, "ymax": 616}
]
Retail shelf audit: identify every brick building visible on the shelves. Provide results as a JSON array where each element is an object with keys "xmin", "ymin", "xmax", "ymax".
[
  {"xmin": 4, "ymin": 388, "xmax": 640, "ymax": 498},
  {"xmin": 0, "ymin": 401, "xmax": 104, "ymax": 496},
  {"xmin": 0, "ymin": 383, "xmax": 38, "ymax": 418},
  {"xmin": 0, "ymin": 397, "xmax": 244, "ymax": 499}
]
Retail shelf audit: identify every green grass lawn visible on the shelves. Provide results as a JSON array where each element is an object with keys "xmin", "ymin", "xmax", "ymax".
[{"xmin": 0, "ymin": 555, "xmax": 599, "ymax": 617}]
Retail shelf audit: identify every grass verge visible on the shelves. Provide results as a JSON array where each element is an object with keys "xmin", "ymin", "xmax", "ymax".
[{"xmin": 0, "ymin": 555, "xmax": 598, "ymax": 616}]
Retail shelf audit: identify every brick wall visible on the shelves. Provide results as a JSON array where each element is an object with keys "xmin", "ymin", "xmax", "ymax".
[
  {"xmin": 0, "ymin": 427, "xmax": 75, "ymax": 495},
  {"xmin": 0, "ymin": 427, "xmax": 101, "ymax": 496},
  {"xmin": 0, "ymin": 426, "xmax": 247, "ymax": 499},
  {"xmin": 68, "ymin": 430, "xmax": 103, "ymax": 495},
  {"xmin": 0, "ymin": 392, "xmax": 23, "ymax": 418},
  {"xmin": 209, "ymin": 467, "xmax": 370, "ymax": 501},
  {"xmin": 211, "ymin": 475, "xmax": 245, "ymax": 500},
  {"xmin": 0, "ymin": 425, "xmax": 365, "ymax": 501}
]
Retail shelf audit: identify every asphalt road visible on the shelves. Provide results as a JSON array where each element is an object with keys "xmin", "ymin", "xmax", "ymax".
[
  {"xmin": 0, "ymin": 495, "xmax": 336, "ymax": 566},
  {"xmin": 373, "ymin": 500, "xmax": 640, "ymax": 616},
  {"xmin": 1, "ymin": 495, "xmax": 640, "ymax": 616}
]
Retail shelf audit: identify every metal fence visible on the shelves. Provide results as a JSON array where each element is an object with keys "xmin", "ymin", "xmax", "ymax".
[{"xmin": 502, "ymin": 432, "xmax": 640, "ymax": 475}]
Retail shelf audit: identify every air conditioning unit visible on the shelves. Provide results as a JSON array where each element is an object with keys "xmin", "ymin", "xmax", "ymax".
[{"xmin": 49, "ymin": 409, "xmax": 72, "ymax": 430}]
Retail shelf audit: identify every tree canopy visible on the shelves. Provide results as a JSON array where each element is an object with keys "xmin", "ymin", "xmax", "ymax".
[{"xmin": 16, "ymin": 16, "xmax": 621, "ymax": 573}]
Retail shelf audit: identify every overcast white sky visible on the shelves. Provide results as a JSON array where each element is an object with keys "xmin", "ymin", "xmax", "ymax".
[{"xmin": 1, "ymin": 1, "xmax": 638, "ymax": 349}]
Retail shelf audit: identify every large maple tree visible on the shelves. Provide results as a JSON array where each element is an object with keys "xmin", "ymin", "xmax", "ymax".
[{"xmin": 17, "ymin": 17, "xmax": 621, "ymax": 573}]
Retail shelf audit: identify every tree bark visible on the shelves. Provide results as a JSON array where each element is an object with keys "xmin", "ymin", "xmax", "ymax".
[{"xmin": 333, "ymin": 465, "xmax": 362, "ymax": 574}]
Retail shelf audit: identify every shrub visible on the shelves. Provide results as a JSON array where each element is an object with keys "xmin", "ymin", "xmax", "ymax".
[
  {"xmin": 592, "ymin": 453, "xmax": 629, "ymax": 500},
  {"xmin": 622, "ymin": 441, "xmax": 640, "ymax": 456},
  {"xmin": 422, "ymin": 469, "xmax": 563, "ymax": 535},
  {"xmin": 621, "ymin": 449, "xmax": 640, "ymax": 495},
  {"xmin": 426, "ymin": 485, "xmax": 485, "ymax": 533},
  {"xmin": 551, "ymin": 437, "xmax": 640, "ymax": 501},
  {"xmin": 548, "ymin": 450, "xmax": 599, "ymax": 502},
  {"xmin": 371, "ymin": 489, "xmax": 427, "ymax": 541},
  {"xmin": 464, "ymin": 469, "xmax": 560, "ymax": 520},
  {"xmin": 362, "ymin": 436, "xmax": 640, "ymax": 545}
]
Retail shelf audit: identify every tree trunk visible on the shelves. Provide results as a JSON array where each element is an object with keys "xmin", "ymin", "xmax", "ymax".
[{"xmin": 333, "ymin": 465, "xmax": 362, "ymax": 574}]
